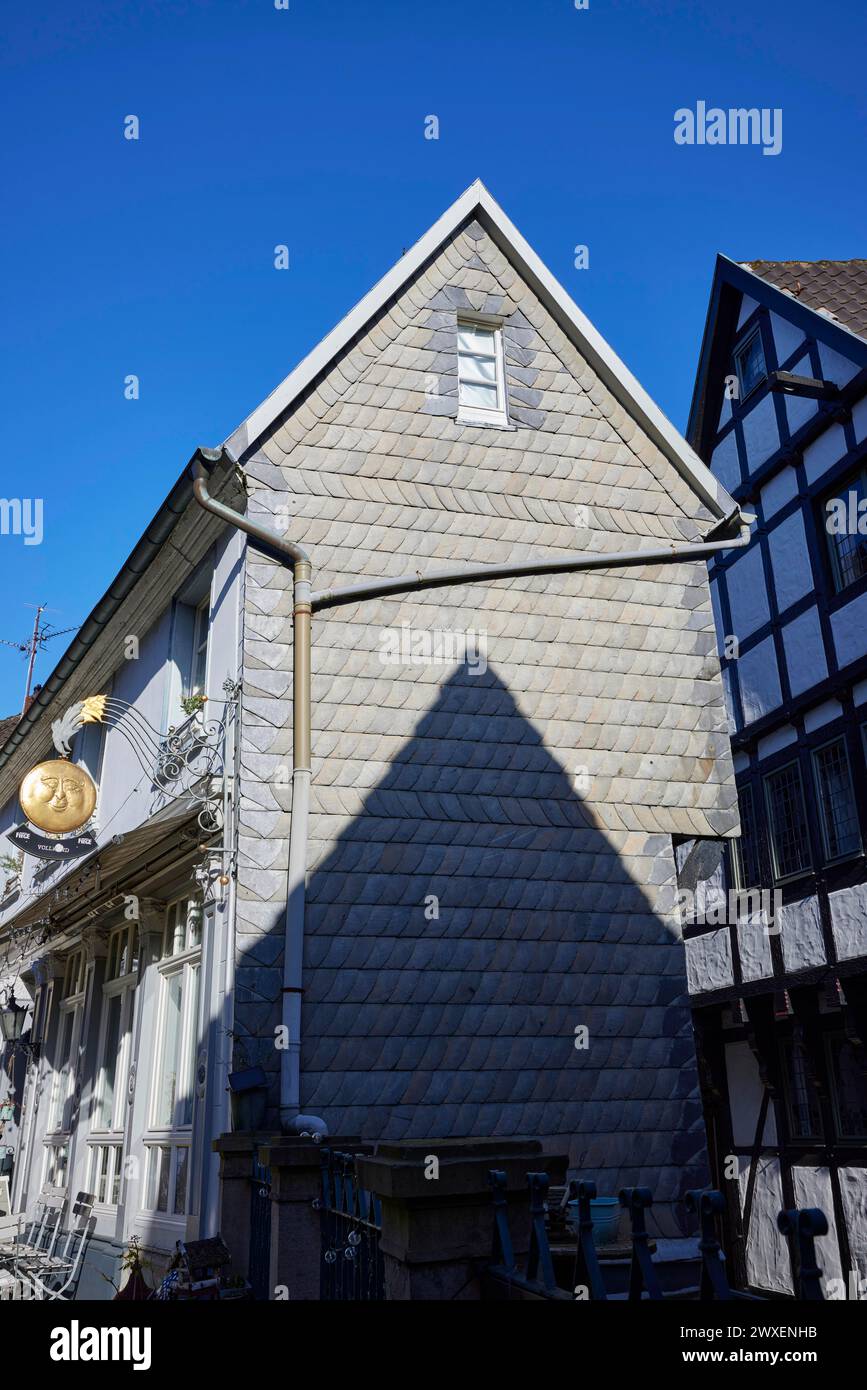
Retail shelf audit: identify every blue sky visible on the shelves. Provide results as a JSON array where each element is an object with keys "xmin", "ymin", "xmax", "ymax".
[{"xmin": 1, "ymin": 0, "xmax": 864, "ymax": 713}]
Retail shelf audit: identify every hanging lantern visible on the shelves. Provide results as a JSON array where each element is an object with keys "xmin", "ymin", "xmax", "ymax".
[{"xmin": 0, "ymin": 990, "xmax": 27, "ymax": 1043}]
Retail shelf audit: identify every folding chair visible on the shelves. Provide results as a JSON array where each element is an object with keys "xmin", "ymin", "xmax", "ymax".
[
  {"xmin": 0, "ymin": 1189, "xmax": 65, "ymax": 1271},
  {"xmin": 10, "ymin": 1189, "xmax": 67, "ymax": 1280},
  {"xmin": 27, "ymin": 1192, "xmax": 95, "ymax": 1301}
]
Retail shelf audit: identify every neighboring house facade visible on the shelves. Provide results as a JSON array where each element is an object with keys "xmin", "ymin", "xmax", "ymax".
[
  {"xmin": 0, "ymin": 182, "xmax": 746, "ymax": 1294},
  {"xmin": 686, "ymin": 258, "xmax": 867, "ymax": 1297}
]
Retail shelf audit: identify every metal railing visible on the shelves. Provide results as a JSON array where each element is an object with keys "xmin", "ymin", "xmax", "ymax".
[
  {"xmin": 484, "ymin": 1173, "xmax": 828, "ymax": 1302},
  {"xmin": 315, "ymin": 1148, "xmax": 384, "ymax": 1301}
]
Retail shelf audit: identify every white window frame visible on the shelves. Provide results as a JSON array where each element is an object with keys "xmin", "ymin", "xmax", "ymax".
[
  {"xmin": 764, "ymin": 759, "xmax": 812, "ymax": 884},
  {"xmin": 87, "ymin": 924, "xmax": 137, "ymax": 1208},
  {"xmin": 811, "ymin": 735, "xmax": 862, "ymax": 864},
  {"xmin": 43, "ymin": 950, "xmax": 86, "ymax": 1186},
  {"xmin": 456, "ymin": 318, "xmax": 510, "ymax": 428},
  {"xmin": 141, "ymin": 897, "xmax": 203, "ymax": 1221}
]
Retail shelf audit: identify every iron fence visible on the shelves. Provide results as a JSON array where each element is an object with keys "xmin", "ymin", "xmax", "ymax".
[
  {"xmin": 248, "ymin": 1149, "xmax": 272, "ymax": 1301},
  {"xmin": 316, "ymin": 1148, "xmax": 384, "ymax": 1301}
]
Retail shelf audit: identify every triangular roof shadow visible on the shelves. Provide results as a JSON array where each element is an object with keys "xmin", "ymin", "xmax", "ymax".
[{"xmin": 236, "ymin": 661, "xmax": 710, "ymax": 1225}]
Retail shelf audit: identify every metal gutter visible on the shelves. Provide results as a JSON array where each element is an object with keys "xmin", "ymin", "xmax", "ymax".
[
  {"xmin": 310, "ymin": 524, "xmax": 752, "ymax": 612},
  {"xmin": 0, "ymin": 468, "xmax": 200, "ymax": 775}
]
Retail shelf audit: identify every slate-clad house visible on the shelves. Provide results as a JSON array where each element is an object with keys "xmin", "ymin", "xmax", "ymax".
[
  {"xmin": 686, "ymin": 258, "xmax": 867, "ymax": 1296},
  {"xmin": 0, "ymin": 182, "xmax": 746, "ymax": 1294}
]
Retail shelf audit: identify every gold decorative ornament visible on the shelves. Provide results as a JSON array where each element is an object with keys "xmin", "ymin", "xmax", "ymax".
[{"xmin": 19, "ymin": 759, "xmax": 97, "ymax": 834}]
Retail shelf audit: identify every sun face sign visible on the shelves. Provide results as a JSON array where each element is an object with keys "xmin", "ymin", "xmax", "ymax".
[{"xmin": 19, "ymin": 759, "xmax": 97, "ymax": 834}]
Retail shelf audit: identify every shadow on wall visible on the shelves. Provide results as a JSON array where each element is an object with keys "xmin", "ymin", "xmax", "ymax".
[{"xmin": 237, "ymin": 663, "xmax": 709, "ymax": 1233}]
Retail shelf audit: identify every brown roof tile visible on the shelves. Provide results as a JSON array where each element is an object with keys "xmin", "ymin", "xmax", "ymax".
[{"xmin": 741, "ymin": 259, "xmax": 867, "ymax": 340}]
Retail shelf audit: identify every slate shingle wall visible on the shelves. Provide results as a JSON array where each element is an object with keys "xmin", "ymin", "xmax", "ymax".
[{"xmin": 233, "ymin": 218, "xmax": 735, "ymax": 1228}]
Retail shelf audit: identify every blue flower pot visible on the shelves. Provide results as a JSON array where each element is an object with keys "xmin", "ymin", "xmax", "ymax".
[{"xmin": 567, "ymin": 1196, "xmax": 621, "ymax": 1247}]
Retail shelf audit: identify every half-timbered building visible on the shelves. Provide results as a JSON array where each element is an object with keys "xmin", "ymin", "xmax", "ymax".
[{"xmin": 686, "ymin": 258, "xmax": 867, "ymax": 1297}]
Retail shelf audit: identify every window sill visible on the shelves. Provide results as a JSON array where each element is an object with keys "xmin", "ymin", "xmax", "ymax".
[{"xmin": 456, "ymin": 410, "xmax": 515, "ymax": 431}]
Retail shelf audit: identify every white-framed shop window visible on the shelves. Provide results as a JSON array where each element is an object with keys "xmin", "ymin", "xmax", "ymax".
[
  {"xmin": 457, "ymin": 319, "xmax": 510, "ymax": 427},
  {"xmin": 43, "ymin": 948, "xmax": 86, "ymax": 1187},
  {"xmin": 141, "ymin": 896, "xmax": 203, "ymax": 1220},
  {"xmin": 88, "ymin": 923, "xmax": 138, "ymax": 1207}
]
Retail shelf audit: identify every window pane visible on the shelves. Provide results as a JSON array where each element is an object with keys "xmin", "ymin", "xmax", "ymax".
[
  {"xmin": 95, "ymin": 1145, "xmax": 109, "ymax": 1203},
  {"xmin": 156, "ymin": 1146, "xmax": 171, "ymax": 1212},
  {"xmin": 111, "ymin": 1157, "xmax": 122, "ymax": 1206},
  {"xmin": 174, "ymin": 1147, "xmax": 190, "ymax": 1215},
  {"xmin": 766, "ymin": 764, "xmax": 811, "ymax": 879},
  {"xmin": 97, "ymin": 993, "xmax": 123, "ymax": 1129},
  {"xmin": 49, "ymin": 1011, "xmax": 75, "ymax": 1130},
  {"xmin": 829, "ymin": 1035, "xmax": 867, "ymax": 1137},
  {"xmin": 459, "ymin": 353, "xmax": 497, "ymax": 384},
  {"xmin": 181, "ymin": 966, "xmax": 201, "ymax": 1126},
  {"xmin": 459, "ymin": 381, "xmax": 498, "ymax": 410},
  {"xmin": 736, "ymin": 332, "xmax": 766, "ymax": 396},
  {"xmin": 814, "ymin": 740, "xmax": 861, "ymax": 860},
  {"xmin": 187, "ymin": 901, "xmax": 203, "ymax": 951},
  {"xmin": 733, "ymin": 785, "xmax": 761, "ymax": 889},
  {"xmin": 457, "ymin": 325, "xmax": 495, "ymax": 354},
  {"xmin": 826, "ymin": 473, "xmax": 867, "ymax": 592},
  {"xmin": 782, "ymin": 1039, "xmax": 821, "ymax": 1138},
  {"xmin": 156, "ymin": 973, "xmax": 184, "ymax": 1127}
]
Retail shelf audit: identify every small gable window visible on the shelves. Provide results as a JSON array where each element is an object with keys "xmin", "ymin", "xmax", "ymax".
[
  {"xmin": 734, "ymin": 327, "xmax": 767, "ymax": 401},
  {"xmin": 457, "ymin": 320, "xmax": 509, "ymax": 426}
]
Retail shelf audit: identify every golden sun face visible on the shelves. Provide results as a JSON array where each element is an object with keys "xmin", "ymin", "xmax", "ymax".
[{"xmin": 19, "ymin": 759, "xmax": 97, "ymax": 834}]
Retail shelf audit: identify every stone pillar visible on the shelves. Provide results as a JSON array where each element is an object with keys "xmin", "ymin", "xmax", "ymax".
[
  {"xmin": 212, "ymin": 1132, "xmax": 279, "ymax": 1282},
  {"xmin": 356, "ymin": 1138, "xmax": 566, "ymax": 1301},
  {"xmin": 260, "ymin": 1135, "xmax": 361, "ymax": 1301}
]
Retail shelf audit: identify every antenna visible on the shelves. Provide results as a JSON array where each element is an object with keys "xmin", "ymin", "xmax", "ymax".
[{"xmin": 0, "ymin": 604, "xmax": 80, "ymax": 714}]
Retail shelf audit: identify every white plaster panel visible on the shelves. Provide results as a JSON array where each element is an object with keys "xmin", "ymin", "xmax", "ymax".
[
  {"xmin": 803, "ymin": 699, "xmax": 843, "ymax": 734},
  {"xmin": 726, "ymin": 546, "xmax": 771, "ymax": 638},
  {"xmin": 791, "ymin": 1168, "xmax": 844, "ymax": 1296},
  {"xmin": 741, "ymin": 394, "xmax": 780, "ymax": 470},
  {"xmin": 854, "ymin": 677, "xmax": 867, "ymax": 706},
  {"xmin": 803, "ymin": 423, "xmax": 846, "ymax": 485},
  {"xmin": 710, "ymin": 429, "xmax": 741, "ymax": 492},
  {"xmin": 782, "ymin": 607, "xmax": 827, "ymax": 696},
  {"xmin": 726, "ymin": 1041, "xmax": 776, "ymax": 1145},
  {"xmin": 739, "ymin": 1156, "xmax": 793, "ymax": 1294},
  {"xmin": 768, "ymin": 511, "xmax": 813, "ymax": 612},
  {"xmin": 758, "ymin": 724, "xmax": 797, "ymax": 761},
  {"xmin": 717, "ymin": 392, "xmax": 732, "ymax": 429},
  {"xmin": 737, "ymin": 915, "xmax": 774, "ymax": 983},
  {"xmin": 831, "ymin": 590, "xmax": 867, "ymax": 670},
  {"xmin": 829, "ymin": 883, "xmax": 867, "ymax": 962},
  {"xmin": 769, "ymin": 312, "xmax": 805, "ymax": 366},
  {"xmin": 785, "ymin": 392, "xmax": 819, "ymax": 437},
  {"xmin": 732, "ymin": 751, "xmax": 751, "ymax": 775},
  {"xmin": 738, "ymin": 295, "xmax": 759, "ymax": 328},
  {"xmin": 737, "ymin": 637, "xmax": 782, "ymax": 723},
  {"xmin": 853, "ymin": 396, "xmax": 867, "ymax": 444},
  {"xmin": 780, "ymin": 895, "xmax": 826, "ymax": 972},
  {"xmin": 838, "ymin": 1168, "xmax": 867, "ymax": 1296},
  {"xmin": 818, "ymin": 342, "xmax": 860, "ymax": 388},
  {"xmin": 760, "ymin": 465, "xmax": 798, "ymax": 520},
  {"xmin": 685, "ymin": 928, "xmax": 733, "ymax": 994}
]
